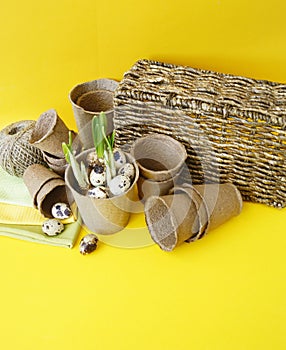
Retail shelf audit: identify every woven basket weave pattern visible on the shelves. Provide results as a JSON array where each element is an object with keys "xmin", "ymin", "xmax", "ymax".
[{"xmin": 113, "ymin": 59, "xmax": 286, "ymax": 208}]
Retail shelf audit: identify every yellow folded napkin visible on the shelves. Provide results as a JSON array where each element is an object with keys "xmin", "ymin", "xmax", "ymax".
[
  {"xmin": 0, "ymin": 165, "xmax": 80, "ymax": 248},
  {"xmin": 0, "ymin": 202, "xmax": 75, "ymax": 225},
  {"xmin": 0, "ymin": 219, "xmax": 81, "ymax": 248}
]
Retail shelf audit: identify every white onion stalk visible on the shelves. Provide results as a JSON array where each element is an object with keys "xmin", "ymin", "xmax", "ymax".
[{"xmin": 62, "ymin": 133, "xmax": 89, "ymax": 191}]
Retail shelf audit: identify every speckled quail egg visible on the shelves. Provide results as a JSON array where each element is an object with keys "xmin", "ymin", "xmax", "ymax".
[
  {"xmin": 113, "ymin": 149, "xmax": 126, "ymax": 169},
  {"xmin": 79, "ymin": 234, "xmax": 99, "ymax": 255},
  {"xmin": 86, "ymin": 151, "xmax": 98, "ymax": 167},
  {"xmin": 86, "ymin": 151, "xmax": 105, "ymax": 167},
  {"xmin": 88, "ymin": 186, "xmax": 108, "ymax": 199},
  {"xmin": 51, "ymin": 202, "xmax": 72, "ymax": 219},
  {"xmin": 42, "ymin": 219, "xmax": 64, "ymax": 236},
  {"xmin": 109, "ymin": 174, "xmax": 131, "ymax": 196},
  {"xmin": 118, "ymin": 162, "xmax": 135, "ymax": 180},
  {"xmin": 89, "ymin": 164, "xmax": 106, "ymax": 186}
]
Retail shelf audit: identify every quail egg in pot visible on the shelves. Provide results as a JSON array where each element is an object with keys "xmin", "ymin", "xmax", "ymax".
[
  {"xmin": 113, "ymin": 149, "xmax": 127, "ymax": 170},
  {"xmin": 109, "ymin": 174, "xmax": 131, "ymax": 196},
  {"xmin": 118, "ymin": 162, "xmax": 135, "ymax": 180},
  {"xmin": 88, "ymin": 186, "xmax": 108, "ymax": 199},
  {"xmin": 89, "ymin": 163, "xmax": 106, "ymax": 187}
]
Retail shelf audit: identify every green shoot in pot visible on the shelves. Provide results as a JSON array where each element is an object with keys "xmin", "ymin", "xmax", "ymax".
[
  {"xmin": 62, "ymin": 131, "xmax": 89, "ymax": 191},
  {"xmin": 92, "ymin": 112, "xmax": 116, "ymax": 184},
  {"xmin": 92, "ymin": 112, "xmax": 106, "ymax": 159}
]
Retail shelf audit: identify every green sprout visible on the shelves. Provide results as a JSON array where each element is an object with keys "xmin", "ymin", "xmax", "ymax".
[
  {"xmin": 92, "ymin": 112, "xmax": 116, "ymax": 183},
  {"xmin": 62, "ymin": 131, "xmax": 89, "ymax": 191}
]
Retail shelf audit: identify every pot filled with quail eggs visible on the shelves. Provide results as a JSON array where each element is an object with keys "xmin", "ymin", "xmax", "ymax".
[{"xmin": 63, "ymin": 112, "xmax": 139, "ymax": 235}]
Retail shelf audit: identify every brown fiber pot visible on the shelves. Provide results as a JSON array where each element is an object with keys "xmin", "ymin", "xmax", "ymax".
[
  {"xmin": 65, "ymin": 149, "xmax": 139, "ymax": 235},
  {"xmin": 144, "ymin": 183, "xmax": 243, "ymax": 251},
  {"xmin": 144, "ymin": 193, "xmax": 200, "ymax": 252},
  {"xmin": 179, "ymin": 183, "xmax": 243, "ymax": 234},
  {"xmin": 130, "ymin": 133, "xmax": 187, "ymax": 201},
  {"xmin": 29, "ymin": 109, "xmax": 70, "ymax": 158},
  {"xmin": 130, "ymin": 133, "xmax": 187, "ymax": 182},
  {"xmin": 69, "ymin": 79, "xmax": 118, "ymax": 149}
]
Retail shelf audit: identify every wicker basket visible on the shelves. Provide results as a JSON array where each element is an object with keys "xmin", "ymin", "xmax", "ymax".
[{"xmin": 113, "ymin": 59, "xmax": 286, "ymax": 208}]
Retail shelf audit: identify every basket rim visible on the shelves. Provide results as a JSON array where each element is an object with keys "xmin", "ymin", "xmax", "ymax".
[{"xmin": 114, "ymin": 59, "xmax": 286, "ymax": 128}]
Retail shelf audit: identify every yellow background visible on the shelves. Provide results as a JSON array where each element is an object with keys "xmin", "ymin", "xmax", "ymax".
[{"xmin": 0, "ymin": 0, "xmax": 286, "ymax": 349}]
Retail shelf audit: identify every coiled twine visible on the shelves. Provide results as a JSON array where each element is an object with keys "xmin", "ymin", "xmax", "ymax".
[{"xmin": 0, "ymin": 120, "xmax": 47, "ymax": 177}]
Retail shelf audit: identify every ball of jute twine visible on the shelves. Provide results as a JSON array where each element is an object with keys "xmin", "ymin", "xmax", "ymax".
[{"xmin": 0, "ymin": 120, "xmax": 47, "ymax": 177}]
